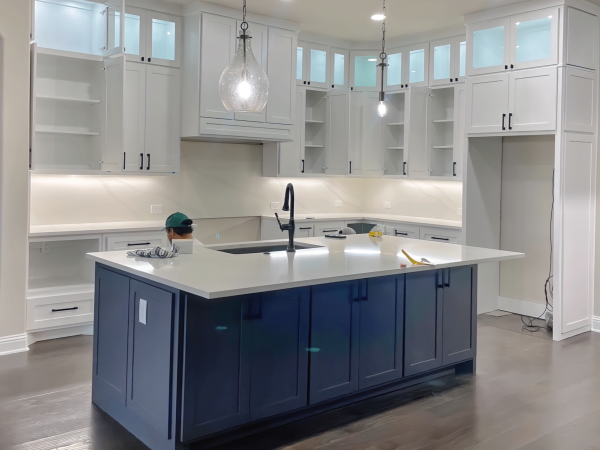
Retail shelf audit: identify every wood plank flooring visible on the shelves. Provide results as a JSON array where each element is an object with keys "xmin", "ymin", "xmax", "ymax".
[{"xmin": 1, "ymin": 316, "xmax": 599, "ymax": 450}]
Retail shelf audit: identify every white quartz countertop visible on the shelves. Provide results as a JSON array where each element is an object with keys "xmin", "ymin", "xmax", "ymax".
[
  {"xmin": 86, "ymin": 235, "xmax": 521, "ymax": 299},
  {"xmin": 30, "ymin": 220, "xmax": 166, "ymax": 237},
  {"xmin": 260, "ymin": 213, "xmax": 462, "ymax": 229}
]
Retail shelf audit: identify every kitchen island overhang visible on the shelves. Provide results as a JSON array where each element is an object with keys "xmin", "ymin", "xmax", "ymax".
[{"xmin": 87, "ymin": 236, "xmax": 523, "ymax": 450}]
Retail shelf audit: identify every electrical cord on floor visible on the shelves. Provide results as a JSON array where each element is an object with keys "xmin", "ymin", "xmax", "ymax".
[{"xmin": 521, "ymin": 169, "xmax": 554, "ymax": 333}]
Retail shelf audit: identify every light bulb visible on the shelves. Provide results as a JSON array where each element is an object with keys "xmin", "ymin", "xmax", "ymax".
[
  {"xmin": 371, "ymin": 14, "xmax": 386, "ymax": 20},
  {"xmin": 377, "ymin": 101, "xmax": 387, "ymax": 117},
  {"xmin": 219, "ymin": 30, "xmax": 269, "ymax": 112}
]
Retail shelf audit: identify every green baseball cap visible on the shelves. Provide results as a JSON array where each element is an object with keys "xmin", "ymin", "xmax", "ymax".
[{"xmin": 164, "ymin": 212, "xmax": 193, "ymax": 230}]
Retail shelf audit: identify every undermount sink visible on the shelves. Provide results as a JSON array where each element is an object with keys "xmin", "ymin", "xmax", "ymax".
[{"xmin": 211, "ymin": 243, "xmax": 324, "ymax": 255}]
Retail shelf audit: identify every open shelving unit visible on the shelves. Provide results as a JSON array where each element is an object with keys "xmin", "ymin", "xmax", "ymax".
[
  {"xmin": 382, "ymin": 92, "xmax": 407, "ymax": 177},
  {"xmin": 428, "ymin": 87, "xmax": 455, "ymax": 177},
  {"xmin": 304, "ymin": 89, "xmax": 328, "ymax": 174}
]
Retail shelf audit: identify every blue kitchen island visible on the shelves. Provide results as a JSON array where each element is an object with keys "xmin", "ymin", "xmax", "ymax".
[{"xmin": 87, "ymin": 235, "xmax": 522, "ymax": 450}]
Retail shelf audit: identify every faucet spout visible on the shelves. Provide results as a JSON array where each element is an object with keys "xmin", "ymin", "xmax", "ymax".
[{"xmin": 278, "ymin": 183, "xmax": 295, "ymax": 252}]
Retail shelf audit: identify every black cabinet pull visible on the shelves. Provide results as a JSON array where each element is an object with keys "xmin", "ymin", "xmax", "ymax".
[
  {"xmin": 127, "ymin": 242, "xmax": 151, "ymax": 246},
  {"xmin": 508, "ymin": 113, "xmax": 513, "ymax": 130},
  {"xmin": 502, "ymin": 113, "xmax": 506, "ymax": 130},
  {"xmin": 148, "ymin": 57, "xmax": 151, "ymax": 62},
  {"xmin": 123, "ymin": 152, "xmax": 126, "ymax": 170},
  {"xmin": 395, "ymin": 231, "xmax": 408, "ymax": 236},
  {"xmin": 307, "ymin": 81, "xmax": 311, "ymax": 85},
  {"xmin": 349, "ymin": 161, "xmax": 352, "ymax": 174},
  {"xmin": 304, "ymin": 81, "xmax": 306, "ymax": 84},
  {"xmin": 450, "ymin": 79, "xmax": 453, "ymax": 83},
  {"xmin": 299, "ymin": 227, "xmax": 312, "ymax": 230},
  {"xmin": 301, "ymin": 159, "xmax": 305, "ymax": 173},
  {"xmin": 403, "ymin": 161, "xmax": 407, "ymax": 175},
  {"xmin": 147, "ymin": 153, "xmax": 150, "ymax": 170},
  {"xmin": 505, "ymin": 64, "xmax": 508, "ymax": 70},
  {"xmin": 351, "ymin": 86, "xmax": 353, "ymax": 90},
  {"xmin": 332, "ymin": 84, "xmax": 334, "ymax": 88},
  {"xmin": 322, "ymin": 229, "xmax": 338, "ymax": 233},
  {"xmin": 140, "ymin": 153, "xmax": 143, "ymax": 170},
  {"xmin": 437, "ymin": 270, "xmax": 444, "ymax": 288},
  {"xmin": 511, "ymin": 64, "xmax": 514, "ymax": 69},
  {"xmin": 431, "ymin": 236, "xmax": 449, "ymax": 241},
  {"xmin": 360, "ymin": 281, "xmax": 367, "ymax": 301},
  {"xmin": 455, "ymin": 78, "xmax": 458, "ymax": 82},
  {"xmin": 443, "ymin": 269, "xmax": 450, "ymax": 287},
  {"xmin": 453, "ymin": 162, "xmax": 456, "ymax": 176},
  {"xmin": 141, "ymin": 56, "xmax": 144, "ymax": 61},
  {"xmin": 52, "ymin": 307, "xmax": 78, "ymax": 312}
]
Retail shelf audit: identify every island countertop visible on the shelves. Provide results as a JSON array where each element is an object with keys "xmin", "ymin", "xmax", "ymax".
[{"xmin": 86, "ymin": 235, "xmax": 522, "ymax": 299}]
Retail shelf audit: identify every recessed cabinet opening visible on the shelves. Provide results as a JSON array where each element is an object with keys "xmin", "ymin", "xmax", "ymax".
[
  {"xmin": 304, "ymin": 90, "xmax": 327, "ymax": 174},
  {"xmin": 383, "ymin": 92, "xmax": 406, "ymax": 176},
  {"xmin": 428, "ymin": 87, "xmax": 455, "ymax": 177},
  {"xmin": 32, "ymin": 51, "xmax": 105, "ymax": 170},
  {"xmin": 28, "ymin": 238, "xmax": 100, "ymax": 292}
]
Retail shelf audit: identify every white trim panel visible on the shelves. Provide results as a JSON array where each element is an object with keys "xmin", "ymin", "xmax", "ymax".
[
  {"xmin": 498, "ymin": 296, "xmax": 548, "ymax": 317},
  {"xmin": 0, "ymin": 334, "xmax": 29, "ymax": 357}
]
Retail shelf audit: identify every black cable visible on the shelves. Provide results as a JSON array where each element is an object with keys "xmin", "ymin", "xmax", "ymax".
[{"xmin": 521, "ymin": 169, "xmax": 554, "ymax": 332}]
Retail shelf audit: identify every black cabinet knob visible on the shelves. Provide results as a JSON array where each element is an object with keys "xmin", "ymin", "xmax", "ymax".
[
  {"xmin": 455, "ymin": 78, "xmax": 458, "ymax": 82},
  {"xmin": 148, "ymin": 57, "xmax": 151, "ymax": 62},
  {"xmin": 304, "ymin": 81, "xmax": 306, "ymax": 84},
  {"xmin": 308, "ymin": 81, "xmax": 311, "ymax": 85},
  {"xmin": 505, "ymin": 64, "xmax": 508, "ymax": 69},
  {"xmin": 510, "ymin": 64, "xmax": 514, "ymax": 69},
  {"xmin": 141, "ymin": 56, "xmax": 144, "ymax": 61},
  {"xmin": 332, "ymin": 84, "xmax": 334, "ymax": 88},
  {"xmin": 450, "ymin": 79, "xmax": 453, "ymax": 82}
]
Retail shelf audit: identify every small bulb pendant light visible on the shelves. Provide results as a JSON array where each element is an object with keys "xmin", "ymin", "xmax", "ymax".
[
  {"xmin": 219, "ymin": 0, "xmax": 269, "ymax": 112},
  {"xmin": 377, "ymin": 0, "xmax": 388, "ymax": 118}
]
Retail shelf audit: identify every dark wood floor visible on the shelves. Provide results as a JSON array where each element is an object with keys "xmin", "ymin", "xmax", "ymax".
[{"xmin": 1, "ymin": 315, "xmax": 599, "ymax": 450}]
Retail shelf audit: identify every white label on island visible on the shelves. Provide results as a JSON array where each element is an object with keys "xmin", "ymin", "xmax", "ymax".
[{"xmin": 139, "ymin": 299, "xmax": 147, "ymax": 325}]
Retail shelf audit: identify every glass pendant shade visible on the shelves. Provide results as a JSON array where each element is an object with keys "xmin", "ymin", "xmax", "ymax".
[
  {"xmin": 219, "ymin": 30, "xmax": 269, "ymax": 113},
  {"xmin": 377, "ymin": 101, "xmax": 387, "ymax": 117}
]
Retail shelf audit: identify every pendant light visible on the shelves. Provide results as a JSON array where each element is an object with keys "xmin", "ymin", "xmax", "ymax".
[
  {"xmin": 219, "ymin": 0, "xmax": 269, "ymax": 113},
  {"xmin": 377, "ymin": 0, "xmax": 388, "ymax": 117}
]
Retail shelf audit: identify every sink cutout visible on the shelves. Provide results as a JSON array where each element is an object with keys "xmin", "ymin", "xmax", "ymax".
[{"xmin": 210, "ymin": 243, "xmax": 324, "ymax": 255}]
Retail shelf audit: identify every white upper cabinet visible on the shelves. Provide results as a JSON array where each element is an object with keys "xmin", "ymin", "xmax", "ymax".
[
  {"xmin": 297, "ymin": 41, "xmax": 330, "ymax": 88},
  {"xmin": 330, "ymin": 47, "xmax": 349, "ymax": 89},
  {"xmin": 146, "ymin": 11, "xmax": 182, "ymax": 68},
  {"xmin": 429, "ymin": 36, "xmax": 466, "ymax": 86},
  {"xmin": 266, "ymin": 27, "xmax": 297, "ymax": 126},
  {"xmin": 404, "ymin": 43, "xmax": 430, "ymax": 88},
  {"xmin": 199, "ymin": 13, "xmax": 237, "ymax": 121},
  {"xmin": 509, "ymin": 8, "xmax": 559, "ymax": 71},
  {"xmin": 277, "ymin": 88, "xmax": 305, "ymax": 176},
  {"xmin": 466, "ymin": 72, "xmax": 509, "ymax": 133},
  {"xmin": 405, "ymin": 86, "xmax": 430, "ymax": 178},
  {"xmin": 350, "ymin": 50, "xmax": 381, "ymax": 92},
  {"xmin": 325, "ymin": 90, "xmax": 349, "ymax": 175},
  {"xmin": 103, "ymin": 0, "xmax": 126, "ymax": 56},
  {"xmin": 123, "ymin": 7, "xmax": 146, "ymax": 63},
  {"xmin": 381, "ymin": 92, "xmax": 406, "ymax": 178},
  {"xmin": 467, "ymin": 8, "xmax": 559, "ymax": 76},
  {"xmin": 385, "ymin": 47, "xmax": 404, "ymax": 91},
  {"xmin": 467, "ymin": 17, "xmax": 511, "ymax": 76},
  {"xmin": 565, "ymin": 7, "xmax": 599, "ymax": 71}
]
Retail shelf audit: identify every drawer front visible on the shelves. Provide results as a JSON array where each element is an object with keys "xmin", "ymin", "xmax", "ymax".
[
  {"xmin": 382, "ymin": 222, "xmax": 420, "ymax": 239},
  {"xmin": 419, "ymin": 226, "xmax": 461, "ymax": 244},
  {"xmin": 314, "ymin": 221, "xmax": 345, "ymax": 236},
  {"xmin": 28, "ymin": 294, "xmax": 94, "ymax": 331},
  {"xmin": 105, "ymin": 232, "xmax": 167, "ymax": 251},
  {"xmin": 297, "ymin": 225, "xmax": 314, "ymax": 238}
]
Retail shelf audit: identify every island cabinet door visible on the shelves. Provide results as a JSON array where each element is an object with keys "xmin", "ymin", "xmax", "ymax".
[
  {"xmin": 181, "ymin": 295, "xmax": 248, "ymax": 442},
  {"xmin": 93, "ymin": 267, "xmax": 130, "ymax": 411},
  {"xmin": 127, "ymin": 280, "xmax": 176, "ymax": 440},
  {"xmin": 247, "ymin": 288, "xmax": 310, "ymax": 421},
  {"xmin": 404, "ymin": 270, "xmax": 443, "ymax": 377},
  {"xmin": 442, "ymin": 266, "xmax": 476, "ymax": 365},
  {"xmin": 309, "ymin": 280, "xmax": 360, "ymax": 404},
  {"xmin": 358, "ymin": 275, "xmax": 405, "ymax": 390}
]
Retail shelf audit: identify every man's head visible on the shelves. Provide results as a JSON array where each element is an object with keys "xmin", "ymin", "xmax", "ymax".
[{"xmin": 164, "ymin": 212, "xmax": 194, "ymax": 243}]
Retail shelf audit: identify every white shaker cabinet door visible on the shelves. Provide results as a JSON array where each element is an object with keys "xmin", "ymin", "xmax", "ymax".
[
  {"xmin": 200, "ymin": 13, "xmax": 236, "ymax": 120},
  {"xmin": 144, "ymin": 66, "xmax": 181, "ymax": 173},
  {"xmin": 466, "ymin": 72, "xmax": 509, "ymax": 133},
  {"xmin": 123, "ymin": 62, "xmax": 146, "ymax": 172},
  {"xmin": 104, "ymin": 56, "xmax": 127, "ymax": 172},
  {"xmin": 266, "ymin": 27, "xmax": 297, "ymax": 126},
  {"xmin": 325, "ymin": 90, "xmax": 349, "ymax": 175},
  {"xmin": 278, "ymin": 88, "xmax": 305, "ymax": 176},
  {"xmin": 453, "ymin": 84, "xmax": 466, "ymax": 179},
  {"xmin": 508, "ymin": 67, "xmax": 557, "ymax": 132},
  {"xmin": 362, "ymin": 92, "xmax": 384, "ymax": 178},
  {"xmin": 405, "ymin": 86, "xmax": 430, "ymax": 178}
]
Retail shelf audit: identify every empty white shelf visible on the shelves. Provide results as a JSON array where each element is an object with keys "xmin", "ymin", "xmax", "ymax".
[
  {"xmin": 28, "ymin": 275, "xmax": 93, "ymax": 292},
  {"xmin": 36, "ymin": 127, "xmax": 100, "ymax": 136},
  {"xmin": 305, "ymin": 119, "xmax": 325, "ymax": 124},
  {"xmin": 37, "ymin": 46, "xmax": 104, "ymax": 62},
  {"xmin": 432, "ymin": 145, "xmax": 453, "ymax": 149},
  {"xmin": 305, "ymin": 144, "xmax": 325, "ymax": 148},
  {"xmin": 37, "ymin": 95, "xmax": 101, "ymax": 104},
  {"xmin": 386, "ymin": 146, "xmax": 404, "ymax": 150},
  {"xmin": 386, "ymin": 122, "xmax": 404, "ymax": 126},
  {"xmin": 432, "ymin": 119, "xmax": 454, "ymax": 123}
]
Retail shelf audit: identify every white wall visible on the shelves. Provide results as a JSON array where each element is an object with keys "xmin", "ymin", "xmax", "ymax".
[
  {"xmin": 499, "ymin": 136, "xmax": 555, "ymax": 307},
  {"xmin": 0, "ymin": 0, "xmax": 31, "ymax": 339}
]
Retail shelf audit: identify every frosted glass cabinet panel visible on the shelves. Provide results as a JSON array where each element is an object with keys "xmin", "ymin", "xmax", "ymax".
[
  {"xmin": 510, "ymin": 8, "xmax": 559, "ymax": 70},
  {"xmin": 330, "ymin": 48, "xmax": 349, "ymax": 89},
  {"xmin": 123, "ymin": 7, "xmax": 145, "ymax": 62},
  {"xmin": 459, "ymin": 40, "xmax": 466, "ymax": 77},
  {"xmin": 145, "ymin": 11, "xmax": 181, "ymax": 68},
  {"xmin": 467, "ymin": 18, "xmax": 510, "ymax": 76},
  {"xmin": 104, "ymin": 1, "xmax": 126, "ymax": 56},
  {"xmin": 296, "ymin": 46, "xmax": 304, "ymax": 84},
  {"xmin": 403, "ymin": 43, "xmax": 429, "ymax": 87},
  {"xmin": 350, "ymin": 51, "xmax": 380, "ymax": 91},
  {"xmin": 386, "ymin": 50, "xmax": 403, "ymax": 89},
  {"xmin": 297, "ymin": 42, "xmax": 330, "ymax": 89},
  {"xmin": 430, "ymin": 36, "xmax": 466, "ymax": 86},
  {"xmin": 433, "ymin": 44, "xmax": 452, "ymax": 81}
]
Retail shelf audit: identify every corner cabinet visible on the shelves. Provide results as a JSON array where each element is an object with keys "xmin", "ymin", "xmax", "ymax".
[{"xmin": 181, "ymin": 10, "xmax": 297, "ymax": 142}]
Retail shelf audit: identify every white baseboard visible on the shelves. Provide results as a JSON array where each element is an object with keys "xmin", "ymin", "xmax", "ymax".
[
  {"xmin": 592, "ymin": 316, "xmax": 600, "ymax": 333},
  {"xmin": 27, "ymin": 323, "xmax": 93, "ymax": 346},
  {"xmin": 0, "ymin": 333, "xmax": 29, "ymax": 356},
  {"xmin": 498, "ymin": 296, "xmax": 548, "ymax": 318}
]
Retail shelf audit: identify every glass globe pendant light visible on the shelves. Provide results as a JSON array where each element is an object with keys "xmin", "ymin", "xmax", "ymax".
[
  {"xmin": 377, "ymin": 0, "xmax": 388, "ymax": 118},
  {"xmin": 219, "ymin": 0, "xmax": 269, "ymax": 113}
]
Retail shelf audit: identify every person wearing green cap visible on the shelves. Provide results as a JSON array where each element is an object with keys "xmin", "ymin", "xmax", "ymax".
[{"xmin": 164, "ymin": 212, "xmax": 203, "ymax": 246}]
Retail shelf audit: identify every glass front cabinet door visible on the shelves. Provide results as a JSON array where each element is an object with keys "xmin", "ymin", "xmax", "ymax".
[
  {"xmin": 124, "ymin": 7, "xmax": 145, "ymax": 62},
  {"xmin": 103, "ymin": 0, "xmax": 126, "ymax": 56},
  {"xmin": 403, "ymin": 43, "xmax": 429, "ymax": 88},
  {"xmin": 385, "ymin": 48, "xmax": 404, "ymax": 91},
  {"xmin": 146, "ymin": 11, "xmax": 181, "ymax": 67},
  {"xmin": 509, "ymin": 8, "xmax": 559, "ymax": 70},
  {"xmin": 350, "ymin": 51, "xmax": 381, "ymax": 92},
  {"xmin": 297, "ymin": 41, "xmax": 330, "ymax": 89},
  {"xmin": 467, "ymin": 17, "xmax": 510, "ymax": 76},
  {"xmin": 429, "ymin": 36, "xmax": 466, "ymax": 86},
  {"xmin": 330, "ymin": 47, "xmax": 349, "ymax": 89}
]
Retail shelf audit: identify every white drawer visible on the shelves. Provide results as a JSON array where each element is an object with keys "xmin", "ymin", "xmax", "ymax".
[
  {"xmin": 419, "ymin": 226, "xmax": 461, "ymax": 244},
  {"xmin": 105, "ymin": 232, "xmax": 167, "ymax": 251},
  {"xmin": 27, "ymin": 292, "xmax": 94, "ymax": 331},
  {"xmin": 382, "ymin": 222, "xmax": 420, "ymax": 239},
  {"xmin": 314, "ymin": 221, "xmax": 345, "ymax": 236},
  {"xmin": 297, "ymin": 224, "xmax": 314, "ymax": 238}
]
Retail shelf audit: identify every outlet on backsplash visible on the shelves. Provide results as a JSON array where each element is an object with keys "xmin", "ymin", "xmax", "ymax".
[
  {"xmin": 270, "ymin": 202, "xmax": 280, "ymax": 210},
  {"xmin": 457, "ymin": 207, "xmax": 462, "ymax": 216},
  {"xmin": 383, "ymin": 201, "xmax": 391, "ymax": 209},
  {"xmin": 151, "ymin": 205, "xmax": 163, "ymax": 214},
  {"xmin": 335, "ymin": 200, "xmax": 342, "ymax": 207}
]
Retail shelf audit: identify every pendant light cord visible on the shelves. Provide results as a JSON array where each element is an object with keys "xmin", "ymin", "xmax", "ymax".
[
  {"xmin": 240, "ymin": 0, "xmax": 249, "ymax": 76},
  {"xmin": 378, "ymin": 0, "xmax": 387, "ymax": 99}
]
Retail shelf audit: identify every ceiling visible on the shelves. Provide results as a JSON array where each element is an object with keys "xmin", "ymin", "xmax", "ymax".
[{"xmin": 161, "ymin": 0, "xmax": 600, "ymax": 42}]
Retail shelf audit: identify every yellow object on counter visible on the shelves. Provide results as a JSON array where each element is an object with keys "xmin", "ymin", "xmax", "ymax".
[
  {"xmin": 369, "ymin": 230, "xmax": 383, "ymax": 237},
  {"xmin": 402, "ymin": 249, "xmax": 433, "ymax": 266}
]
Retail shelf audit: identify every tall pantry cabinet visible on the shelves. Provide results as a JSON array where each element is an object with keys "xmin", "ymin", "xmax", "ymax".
[{"xmin": 30, "ymin": 0, "xmax": 182, "ymax": 174}]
